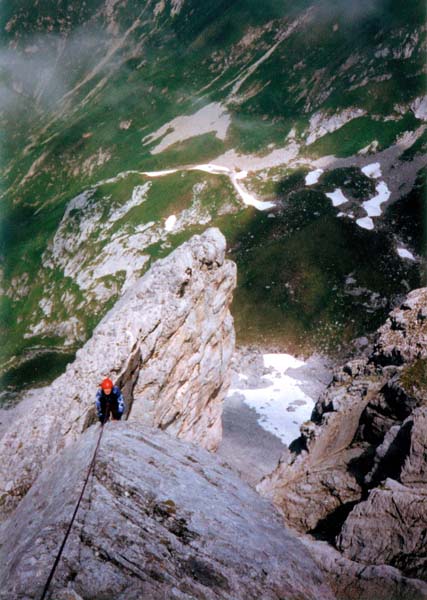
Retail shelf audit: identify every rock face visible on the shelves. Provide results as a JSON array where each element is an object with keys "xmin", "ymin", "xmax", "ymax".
[
  {"xmin": 0, "ymin": 423, "xmax": 334, "ymax": 600},
  {"xmin": 372, "ymin": 288, "xmax": 427, "ymax": 365},
  {"xmin": 0, "ymin": 228, "xmax": 236, "ymax": 515},
  {"xmin": 258, "ymin": 288, "xmax": 427, "ymax": 585},
  {"xmin": 302, "ymin": 538, "xmax": 427, "ymax": 600},
  {"xmin": 337, "ymin": 407, "xmax": 427, "ymax": 579},
  {"xmin": 257, "ymin": 359, "xmax": 383, "ymax": 532}
]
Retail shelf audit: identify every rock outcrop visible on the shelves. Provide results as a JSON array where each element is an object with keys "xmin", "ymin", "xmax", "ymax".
[
  {"xmin": 0, "ymin": 228, "xmax": 236, "ymax": 515},
  {"xmin": 256, "ymin": 359, "xmax": 383, "ymax": 532},
  {"xmin": 337, "ymin": 406, "xmax": 427, "ymax": 579},
  {"xmin": 0, "ymin": 423, "xmax": 334, "ymax": 600},
  {"xmin": 302, "ymin": 538, "xmax": 427, "ymax": 600},
  {"xmin": 258, "ymin": 288, "xmax": 427, "ymax": 585}
]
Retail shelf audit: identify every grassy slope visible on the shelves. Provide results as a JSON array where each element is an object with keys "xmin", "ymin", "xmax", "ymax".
[{"xmin": 0, "ymin": 0, "xmax": 426, "ymax": 395}]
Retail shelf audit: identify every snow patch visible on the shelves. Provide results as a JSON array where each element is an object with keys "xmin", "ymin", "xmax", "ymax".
[
  {"xmin": 356, "ymin": 217, "xmax": 374, "ymax": 230},
  {"xmin": 143, "ymin": 163, "xmax": 275, "ymax": 211},
  {"xmin": 305, "ymin": 168, "xmax": 324, "ymax": 185},
  {"xmin": 189, "ymin": 164, "xmax": 230, "ymax": 175},
  {"xmin": 141, "ymin": 169, "xmax": 179, "ymax": 177},
  {"xmin": 165, "ymin": 215, "xmax": 177, "ymax": 232},
  {"xmin": 362, "ymin": 181, "xmax": 391, "ymax": 217},
  {"xmin": 397, "ymin": 248, "xmax": 416, "ymax": 261},
  {"xmin": 143, "ymin": 103, "xmax": 231, "ymax": 154},
  {"xmin": 228, "ymin": 353, "xmax": 314, "ymax": 445},
  {"xmin": 325, "ymin": 188, "xmax": 348, "ymax": 207},
  {"xmin": 361, "ymin": 162, "xmax": 382, "ymax": 179},
  {"xmin": 230, "ymin": 171, "xmax": 275, "ymax": 211}
]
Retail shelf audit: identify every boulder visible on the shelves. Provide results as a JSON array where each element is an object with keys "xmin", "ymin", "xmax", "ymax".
[
  {"xmin": 0, "ymin": 228, "xmax": 236, "ymax": 515},
  {"xmin": 337, "ymin": 407, "xmax": 427, "ymax": 579},
  {"xmin": 337, "ymin": 478, "xmax": 427, "ymax": 579},
  {"xmin": 302, "ymin": 538, "xmax": 427, "ymax": 600},
  {"xmin": 0, "ymin": 423, "xmax": 334, "ymax": 600}
]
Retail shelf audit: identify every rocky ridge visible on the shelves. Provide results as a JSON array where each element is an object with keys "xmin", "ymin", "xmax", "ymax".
[
  {"xmin": 258, "ymin": 287, "xmax": 427, "ymax": 584},
  {"xmin": 0, "ymin": 228, "xmax": 236, "ymax": 515},
  {"xmin": 0, "ymin": 228, "xmax": 338, "ymax": 600},
  {"xmin": 0, "ymin": 423, "xmax": 334, "ymax": 600},
  {"xmin": 1, "ymin": 233, "xmax": 427, "ymax": 598}
]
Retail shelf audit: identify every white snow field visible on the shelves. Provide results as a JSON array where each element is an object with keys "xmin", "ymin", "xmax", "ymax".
[
  {"xmin": 362, "ymin": 162, "xmax": 382, "ymax": 179},
  {"xmin": 228, "ymin": 354, "xmax": 314, "ymax": 445}
]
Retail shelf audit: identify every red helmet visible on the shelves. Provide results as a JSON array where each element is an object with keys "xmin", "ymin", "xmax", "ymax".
[{"xmin": 100, "ymin": 378, "xmax": 114, "ymax": 391}]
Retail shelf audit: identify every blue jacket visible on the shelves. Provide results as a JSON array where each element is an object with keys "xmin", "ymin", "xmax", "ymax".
[{"xmin": 95, "ymin": 385, "xmax": 125, "ymax": 419}]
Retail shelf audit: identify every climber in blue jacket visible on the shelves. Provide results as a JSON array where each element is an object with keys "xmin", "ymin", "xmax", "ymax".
[{"xmin": 96, "ymin": 378, "xmax": 125, "ymax": 424}]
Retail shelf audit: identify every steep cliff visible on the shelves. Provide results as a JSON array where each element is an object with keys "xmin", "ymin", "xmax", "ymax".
[
  {"xmin": 258, "ymin": 287, "xmax": 427, "ymax": 585},
  {"xmin": 0, "ymin": 228, "xmax": 236, "ymax": 516}
]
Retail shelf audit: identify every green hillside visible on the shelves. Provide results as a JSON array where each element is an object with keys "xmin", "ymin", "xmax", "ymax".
[{"xmin": 0, "ymin": 0, "xmax": 426, "ymax": 400}]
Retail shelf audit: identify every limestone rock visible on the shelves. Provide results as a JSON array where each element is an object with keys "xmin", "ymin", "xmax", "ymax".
[
  {"xmin": 401, "ymin": 407, "xmax": 427, "ymax": 487},
  {"xmin": 257, "ymin": 363, "xmax": 383, "ymax": 532},
  {"xmin": 55, "ymin": 591, "xmax": 84, "ymax": 600},
  {"xmin": 337, "ymin": 478, "xmax": 427, "ymax": 579},
  {"xmin": 302, "ymin": 538, "xmax": 427, "ymax": 600},
  {"xmin": 372, "ymin": 288, "xmax": 427, "ymax": 365},
  {"xmin": 337, "ymin": 407, "xmax": 427, "ymax": 578},
  {"xmin": 258, "ymin": 288, "xmax": 427, "ymax": 584},
  {"xmin": 0, "ymin": 228, "xmax": 236, "ymax": 515},
  {"xmin": 0, "ymin": 423, "xmax": 334, "ymax": 600}
]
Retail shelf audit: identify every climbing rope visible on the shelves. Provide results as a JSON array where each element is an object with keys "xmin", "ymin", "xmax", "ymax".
[{"xmin": 39, "ymin": 420, "xmax": 107, "ymax": 600}]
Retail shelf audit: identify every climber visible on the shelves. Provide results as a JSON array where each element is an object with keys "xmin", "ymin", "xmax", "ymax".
[{"xmin": 96, "ymin": 378, "xmax": 125, "ymax": 424}]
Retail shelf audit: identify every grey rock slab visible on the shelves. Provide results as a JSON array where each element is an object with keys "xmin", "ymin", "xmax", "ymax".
[
  {"xmin": 0, "ymin": 423, "xmax": 334, "ymax": 600},
  {"xmin": 337, "ymin": 478, "xmax": 427, "ymax": 580},
  {"xmin": 217, "ymin": 392, "xmax": 288, "ymax": 487}
]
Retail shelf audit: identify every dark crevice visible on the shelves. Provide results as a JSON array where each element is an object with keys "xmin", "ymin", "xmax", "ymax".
[
  {"xmin": 368, "ymin": 419, "xmax": 414, "ymax": 488},
  {"xmin": 347, "ymin": 445, "xmax": 376, "ymax": 487},
  {"xmin": 120, "ymin": 320, "xmax": 162, "ymax": 421},
  {"xmin": 177, "ymin": 268, "xmax": 192, "ymax": 297},
  {"xmin": 309, "ymin": 500, "xmax": 360, "ymax": 543}
]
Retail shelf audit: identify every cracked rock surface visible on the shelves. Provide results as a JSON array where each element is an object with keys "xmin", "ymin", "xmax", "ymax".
[
  {"xmin": 258, "ymin": 288, "xmax": 427, "ymax": 590},
  {"xmin": 0, "ymin": 228, "xmax": 236, "ymax": 516},
  {"xmin": 0, "ymin": 423, "xmax": 334, "ymax": 600}
]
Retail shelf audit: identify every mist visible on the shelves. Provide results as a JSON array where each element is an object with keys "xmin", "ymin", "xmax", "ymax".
[
  {"xmin": 0, "ymin": 26, "xmax": 117, "ymax": 116},
  {"xmin": 314, "ymin": 0, "xmax": 390, "ymax": 23}
]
